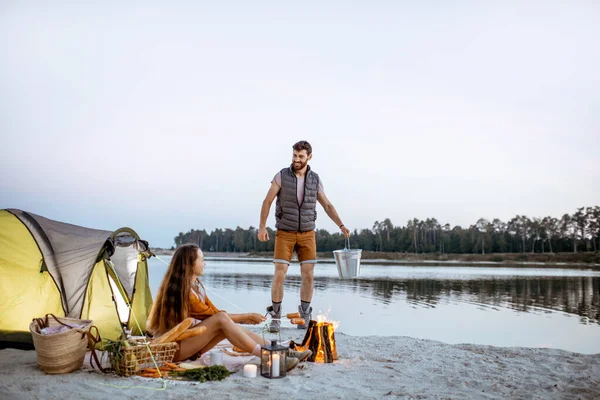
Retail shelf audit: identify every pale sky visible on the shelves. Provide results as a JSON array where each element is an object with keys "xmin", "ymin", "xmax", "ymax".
[{"xmin": 1, "ymin": 1, "xmax": 599, "ymax": 247}]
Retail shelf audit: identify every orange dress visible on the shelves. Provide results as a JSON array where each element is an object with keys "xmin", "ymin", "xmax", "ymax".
[
  {"xmin": 185, "ymin": 282, "xmax": 222, "ymax": 359},
  {"xmin": 189, "ymin": 281, "xmax": 223, "ymax": 321}
]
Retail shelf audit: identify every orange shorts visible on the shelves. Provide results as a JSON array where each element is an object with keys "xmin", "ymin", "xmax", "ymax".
[{"xmin": 273, "ymin": 230, "xmax": 317, "ymax": 265}]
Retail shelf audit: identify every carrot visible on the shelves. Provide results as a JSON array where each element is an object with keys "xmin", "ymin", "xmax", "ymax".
[
  {"xmin": 141, "ymin": 367, "xmax": 159, "ymax": 374},
  {"xmin": 139, "ymin": 372, "xmax": 160, "ymax": 378},
  {"xmin": 165, "ymin": 362, "xmax": 178, "ymax": 369}
]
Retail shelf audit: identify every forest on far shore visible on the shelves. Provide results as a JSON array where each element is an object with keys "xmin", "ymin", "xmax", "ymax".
[{"xmin": 171, "ymin": 206, "xmax": 600, "ymax": 262}]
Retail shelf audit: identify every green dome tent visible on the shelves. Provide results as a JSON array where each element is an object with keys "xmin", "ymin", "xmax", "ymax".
[{"xmin": 0, "ymin": 209, "xmax": 154, "ymax": 349}]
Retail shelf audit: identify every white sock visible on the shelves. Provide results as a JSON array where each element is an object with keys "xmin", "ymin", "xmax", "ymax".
[{"xmin": 251, "ymin": 344, "xmax": 262, "ymax": 357}]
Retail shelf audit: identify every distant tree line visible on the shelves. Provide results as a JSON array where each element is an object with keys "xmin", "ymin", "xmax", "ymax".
[{"xmin": 173, "ymin": 206, "xmax": 600, "ymax": 254}]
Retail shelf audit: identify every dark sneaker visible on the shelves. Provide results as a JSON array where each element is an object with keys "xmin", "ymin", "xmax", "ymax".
[
  {"xmin": 288, "ymin": 348, "xmax": 312, "ymax": 362},
  {"xmin": 266, "ymin": 305, "xmax": 281, "ymax": 333},
  {"xmin": 297, "ymin": 305, "xmax": 312, "ymax": 329},
  {"xmin": 285, "ymin": 356, "xmax": 299, "ymax": 372}
]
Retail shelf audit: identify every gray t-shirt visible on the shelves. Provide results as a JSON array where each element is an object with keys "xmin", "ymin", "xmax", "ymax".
[{"xmin": 272, "ymin": 172, "xmax": 324, "ymax": 205}]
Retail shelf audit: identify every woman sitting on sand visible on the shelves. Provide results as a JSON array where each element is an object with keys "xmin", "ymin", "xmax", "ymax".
[{"xmin": 147, "ymin": 244, "xmax": 311, "ymax": 370}]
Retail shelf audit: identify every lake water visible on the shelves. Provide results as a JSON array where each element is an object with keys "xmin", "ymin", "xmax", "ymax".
[{"xmin": 148, "ymin": 257, "xmax": 600, "ymax": 354}]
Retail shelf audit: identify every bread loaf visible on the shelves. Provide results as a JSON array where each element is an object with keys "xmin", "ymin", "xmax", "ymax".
[
  {"xmin": 151, "ymin": 317, "xmax": 195, "ymax": 344},
  {"xmin": 175, "ymin": 325, "xmax": 207, "ymax": 341}
]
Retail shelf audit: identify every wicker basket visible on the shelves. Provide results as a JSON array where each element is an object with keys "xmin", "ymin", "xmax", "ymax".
[
  {"xmin": 29, "ymin": 314, "xmax": 93, "ymax": 374},
  {"xmin": 108, "ymin": 338, "xmax": 178, "ymax": 377}
]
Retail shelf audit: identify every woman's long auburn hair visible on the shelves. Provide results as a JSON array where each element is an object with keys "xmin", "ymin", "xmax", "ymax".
[{"xmin": 148, "ymin": 244, "xmax": 199, "ymax": 336}]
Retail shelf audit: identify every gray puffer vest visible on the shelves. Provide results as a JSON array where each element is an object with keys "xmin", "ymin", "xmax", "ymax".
[{"xmin": 275, "ymin": 165, "xmax": 320, "ymax": 232}]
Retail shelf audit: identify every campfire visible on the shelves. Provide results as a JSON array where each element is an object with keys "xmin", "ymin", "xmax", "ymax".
[{"xmin": 290, "ymin": 314, "xmax": 338, "ymax": 363}]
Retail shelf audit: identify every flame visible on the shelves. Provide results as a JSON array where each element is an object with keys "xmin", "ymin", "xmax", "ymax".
[
  {"xmin": 315, "ymin": 324, "xmax": 325, "ymax": 362},
  {"xmin": 315, "ymin": 310, "xmax": 340, "ymax": 331},
  {"xmin": 293, "ymin": 308, "xmax": 339, "ymax": 363},
  {"xmin": 312, "ymin": 312, "xmax": 339, "ymax": 363}
]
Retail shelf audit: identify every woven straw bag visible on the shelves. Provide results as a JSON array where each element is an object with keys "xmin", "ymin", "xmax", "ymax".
[{"xmin": 29, "ymin": 314, "xmax": 94, "ymax": 374}]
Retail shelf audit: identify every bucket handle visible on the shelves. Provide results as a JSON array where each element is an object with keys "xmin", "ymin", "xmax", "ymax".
[{"xmin": 344, "ymin": 237, "xmax": 351, "ymax": 251}]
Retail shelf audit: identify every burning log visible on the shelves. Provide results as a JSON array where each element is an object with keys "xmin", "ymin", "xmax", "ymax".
[{"xmin": 291, "ymin": 319, "xmax": 338, "ymax": 363}]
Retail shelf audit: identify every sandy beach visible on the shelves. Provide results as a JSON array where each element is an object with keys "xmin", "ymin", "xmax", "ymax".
[{"xmin": 1, "ymin": 329, "xmax": 599, "ymax": 400}]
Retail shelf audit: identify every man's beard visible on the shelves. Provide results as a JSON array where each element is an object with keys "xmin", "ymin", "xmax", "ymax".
[{"xmin": 293, "ymin": 161, "xmax": 307, "ymax": 171}]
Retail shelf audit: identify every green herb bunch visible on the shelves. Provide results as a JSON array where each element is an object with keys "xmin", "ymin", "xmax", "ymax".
[{"xmin": 170, "ymin": 365, "xmax": 231, "ymax": 382}]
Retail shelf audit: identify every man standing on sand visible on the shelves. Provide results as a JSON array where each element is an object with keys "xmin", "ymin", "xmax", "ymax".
[{"xmin": 257, "ymin": 140, "xmax": 351, "ymax": 332}]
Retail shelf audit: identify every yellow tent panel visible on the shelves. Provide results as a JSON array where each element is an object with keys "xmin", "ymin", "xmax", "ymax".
[
  {"xmin": 0, "ymin": 209, "xmax": 154, "ymax": 349},
  {"xmin": 81, "ymin": 260, "xmax": 126, "ymax": 343},
  {"xmin": 128, "ymin": 256, "xmax": 153, "ymax": 336},
  {"xmin": 0, "ymin": 211, "xmax": 63, "ymax": 346}
]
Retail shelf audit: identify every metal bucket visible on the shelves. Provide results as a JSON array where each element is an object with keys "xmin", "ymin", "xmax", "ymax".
[{"xmin": 333, "ymin": 239, "xmax": 362, "ymax": 279}]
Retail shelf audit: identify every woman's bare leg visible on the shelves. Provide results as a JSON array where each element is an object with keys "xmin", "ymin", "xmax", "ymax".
[
  {"xmin": 176, "ymin": 312, "xmax": 259, "ymax": 361},
  {"xmin": 188, "ymin": 327, "xmax": 267, "ymax": 360},
  {"xmin": 241, "ymin": 327, "xmax": 269, "ymax": 346},
  {"xmin": 196, "ymin": 332, "xmax": 226, "ymax": 356}
]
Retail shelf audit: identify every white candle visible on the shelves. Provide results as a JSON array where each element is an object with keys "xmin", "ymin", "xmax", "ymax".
[
  {"xmin": 243, "ymin": 364, "xmax": 257, "ymax": 378},
  {"xmin": 271, "ymin": 354, "xmax": 280, "ymax": 377}
]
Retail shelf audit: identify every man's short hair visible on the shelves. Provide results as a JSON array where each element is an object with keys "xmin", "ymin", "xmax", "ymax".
[{"xmin": 293, "ymin": 140, "xmax": 312, "ymax": 156}]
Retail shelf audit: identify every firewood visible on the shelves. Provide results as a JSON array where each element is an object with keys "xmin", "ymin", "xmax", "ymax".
[{"xmin": 297, "ymin": 320, "xmax": 338, "ymax": 363}]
